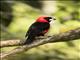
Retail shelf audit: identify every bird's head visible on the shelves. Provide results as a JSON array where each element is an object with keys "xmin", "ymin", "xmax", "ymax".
[{"xmin": 36, "ymin": 16, "xmax": 56, "ymax": 23}]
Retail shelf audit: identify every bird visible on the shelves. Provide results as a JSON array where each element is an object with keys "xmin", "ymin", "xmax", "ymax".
[{"xmin": 24, "ymin": 16, "xmax": 56, "ymax": 45}]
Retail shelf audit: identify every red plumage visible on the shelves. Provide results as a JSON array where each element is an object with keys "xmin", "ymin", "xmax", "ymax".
[{"xmin": 36, "ymin": 16, "xmax": 48, "ymax": 23}]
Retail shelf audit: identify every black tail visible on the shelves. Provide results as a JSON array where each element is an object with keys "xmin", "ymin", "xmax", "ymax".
[{"xmin": 23, "ymin": 36, "xmax": 35, "ymax": 45}]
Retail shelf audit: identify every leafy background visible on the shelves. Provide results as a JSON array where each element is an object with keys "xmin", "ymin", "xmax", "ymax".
[{"xmin": 1, "ymin": 0, "xmax": 80, "ymax": 60}]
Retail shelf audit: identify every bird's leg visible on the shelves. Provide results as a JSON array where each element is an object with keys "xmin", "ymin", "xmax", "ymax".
[
  {"xmin": 35, "ymin": 36, "xmax": 44, "ymax": 39},
  {"xmin": 36, "ymin": 35, "xmax": 51, "ymax": 39}
]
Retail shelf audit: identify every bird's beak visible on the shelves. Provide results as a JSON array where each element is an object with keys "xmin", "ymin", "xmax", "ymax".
[
  {"xmin": 54, "ymin": 18, "xmax": 56, "ymax": 20},
  {"xmin": 53, "ymin": 17, "xmax": 56, "ymax": 20}
]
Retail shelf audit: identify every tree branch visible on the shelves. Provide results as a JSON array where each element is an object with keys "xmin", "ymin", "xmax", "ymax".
[
  {"xmin": 0, "ymin": 39, "xmax": 20, "ymax": 47},
  {"xmin": 0, "ymin": 28, "xmax": 80, "ymax": 59}
]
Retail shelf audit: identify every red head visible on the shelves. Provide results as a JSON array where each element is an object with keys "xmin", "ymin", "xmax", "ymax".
[{"xmin": 36, "ymin": 16, "xmax": 56, "ymax": 23}]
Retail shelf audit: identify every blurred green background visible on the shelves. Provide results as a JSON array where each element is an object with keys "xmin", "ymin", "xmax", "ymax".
[{"xmin": 0, "ymin": 0, "xmax": 80, "ymax": 60}]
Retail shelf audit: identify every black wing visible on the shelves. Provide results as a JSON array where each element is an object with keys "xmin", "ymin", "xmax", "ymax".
[{"xmin": 25, "ymin": 22, "xmax": 50, "ymax": 37}]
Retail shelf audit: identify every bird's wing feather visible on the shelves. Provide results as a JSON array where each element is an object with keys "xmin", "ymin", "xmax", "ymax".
[{"xmin": 25, "ymin": 22, "xmax": 49, "ymax": 37}]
